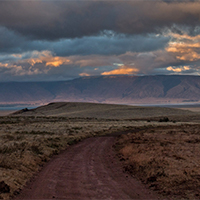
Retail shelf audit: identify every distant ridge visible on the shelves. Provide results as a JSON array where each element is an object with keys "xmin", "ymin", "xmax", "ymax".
[{"xmin": 1, "ymin": 75, "xmax": 200, "ymax": 105}]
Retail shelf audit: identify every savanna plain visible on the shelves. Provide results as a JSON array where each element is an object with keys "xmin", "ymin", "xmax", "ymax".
[{"xmin": 0, "ymin": 102, "xmax": 200, "ymax": 199}]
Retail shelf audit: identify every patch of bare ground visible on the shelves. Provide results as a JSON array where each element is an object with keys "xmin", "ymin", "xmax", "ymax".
[{"xmin": 115, "ymin": 124, "xmax": 200, "ymax": 199}]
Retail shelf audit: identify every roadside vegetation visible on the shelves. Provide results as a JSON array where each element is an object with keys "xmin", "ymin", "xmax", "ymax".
[
  {"xmin": 115, "ymin": 124, "xmax": 200, "ymax": 199},
  {"xmin": 0, "ymin": 115, "xmax": 182, "ymax": 200}
]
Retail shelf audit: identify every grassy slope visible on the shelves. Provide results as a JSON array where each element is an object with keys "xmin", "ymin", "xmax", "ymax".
[{"xmin": 12, "ymin": 102, "xmax": 199, "ymax": 121}]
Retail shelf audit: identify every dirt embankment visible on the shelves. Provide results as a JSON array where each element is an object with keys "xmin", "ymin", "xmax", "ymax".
[{"xmin": 15, "ymin": 136, "xmax": 159, "ymax": 199}]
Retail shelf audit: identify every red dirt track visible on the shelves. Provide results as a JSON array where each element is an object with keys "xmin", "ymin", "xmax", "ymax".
[{"xmin": 15, "ymin": 136, "xmax": 159, "ymax": 199}]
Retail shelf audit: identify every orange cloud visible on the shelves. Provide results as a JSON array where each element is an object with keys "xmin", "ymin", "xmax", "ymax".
[
  {"xmin": 101, "ymin": 66, "xmax": 138, "ymax": 75},
  {"xmin": 79, "ymin": 73, "xmax": 90, "ymax": 77},
  {"xmin": 166, "ymin": 42, "xmax": 200, "ymax": 61},
  {"xmin": 166, "ymin": 32, "xmax": 200, "ymax": 62},
  {"xmin": 15, "ymin": 51, "xmax": 71, "ymax": 67},
  {"xmin": 28, "ymin": 58, "xmax": 43, "ymax": 66},
  {"xmin": 0, "ymin": 62, "xmax": 41, "ymax": 76},
  {"xmin": 167, "ymin": 33, "xmax": 200, "ymax": 41},
  {"xmin": 45, "ymin": 57, "xmax": 70, "ymax": 67},
  {"xmin": 176, "ymin": 52, "xmax": 200, "ymax": 61},
  {"xmin": 0, "ymin": 63, "xmax": 9, "ymax": 68},
  {"xmin": 11, "ymin": 54, "xmax": 22, "ymax": 58},
  {"xmin": 167, "ymin": 42, "xmax": 200, "ymax": 53},
  {"xmin": 0, "ymin": 51, "xmax": 72, "ymax": 76},
  {"xmin": 166, "ymin": 66, "xmax": 190, "ymax": 72}
]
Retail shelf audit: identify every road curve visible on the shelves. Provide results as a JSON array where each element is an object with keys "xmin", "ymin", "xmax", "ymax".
[{"xmin": 15, "ymin": 136, "xmax": 158, "ymax": 199}]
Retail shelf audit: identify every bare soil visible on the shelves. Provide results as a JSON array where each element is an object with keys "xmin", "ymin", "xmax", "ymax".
[{"xmin": 14, "ymin": 136, "xmax": 160, "ymax": 200}]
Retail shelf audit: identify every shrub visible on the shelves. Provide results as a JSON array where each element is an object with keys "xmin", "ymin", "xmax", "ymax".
[{"xmin": 159, "ymin": 117, "xmax": 169, "ymax": 122}]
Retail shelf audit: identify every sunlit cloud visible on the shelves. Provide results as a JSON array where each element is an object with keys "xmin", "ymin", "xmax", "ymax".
[
  {"xmin": 113, "ymin": 63, "xmax": 124, "ymax": 67},
  {"xmin": 166, "ymin": 32, "xmax": 200, "ymax": 41},
  {"xmin": 79, "ymin": 73, "xmax": 90, "ymax": 77},
  {"xmin": 22, "ymin": 51, "xmax": 71, "ymax": 67},
  {"xmin": 165, "ymin": 31, "xmax": 200, "ymax": 62},
  {"xmin": 166, "ymin": 66, "xmax": 191, "ymax": 73},
  {"xmin": 45, "ymin": 57, "xmax": 70, "ymax": 67},
  {"xmin": 176, "ymin": 52, "xmax": 200, "ymax": 61},
  {"xmin": 1, "ymin": 27, "xmax": 200, "ymax": 81},
  {"xmin": 0, "ymin": 62, "xmax": 41, "ymax": 76},
  {"xmin": 28, "ymin": 58, "xmax": 43, "ymax": 66},
  {"xmin": 101, "ymin": 66, "xmax": 138, "ymax": 75},
  {"xmin": 11, "ymin": 54, "xmax": 22, "ymax": 59},
  {"xmin": 0, "ymin": 63, "xmax": 8, "ymax": 68},
  {"xmin": 0, "ymin": 50, "xmax": 72, "ymax": 77}
]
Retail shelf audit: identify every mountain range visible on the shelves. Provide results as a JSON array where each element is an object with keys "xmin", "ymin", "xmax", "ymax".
[{"xmin": 1, "ymin": 75, "xmax": 200, "ymax": 105}]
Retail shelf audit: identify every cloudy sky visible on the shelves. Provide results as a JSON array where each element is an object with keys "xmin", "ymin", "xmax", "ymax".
[{"xmin": 1, "ymin": 0, "xmax": 200, "ymax": 81}]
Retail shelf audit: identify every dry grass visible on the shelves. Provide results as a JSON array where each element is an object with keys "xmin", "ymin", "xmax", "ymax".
[
  {"xmin": 0, "ymin": 115, "xmax": 183, "ymax": 200},
  {"xmin": 1, "ymin": 102, "xmax": 200, "ymax": 199},
  {"xmin": 12, "ymin": 102, "xmax": 198, "ymax": 121},
  {"xmin": 115, "ymin": 124, "xmax": 200, "ymax": 199}
]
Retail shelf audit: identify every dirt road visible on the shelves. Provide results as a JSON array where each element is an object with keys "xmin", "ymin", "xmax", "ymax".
[{"xmin": 15, "ymin": 136, "xmax": 159, "ymax": 199}]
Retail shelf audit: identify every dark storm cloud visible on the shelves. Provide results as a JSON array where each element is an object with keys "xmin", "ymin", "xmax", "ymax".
[
  {"xmin": 54, "ymin": 34, "xmax": 169, "ymax": 56},
  {"xmin": 0, "ymin": 27, "xmax": 25, "ymax": 53},
  {"xmin": 0, "ymin": 27, "xmax": 169, "ymax": 56},
  {"xmin": 1, "ymin": 1, "xmax": 200, "ymax": 40}
]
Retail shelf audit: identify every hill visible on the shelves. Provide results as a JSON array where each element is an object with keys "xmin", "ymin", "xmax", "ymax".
[
  {"xmin": 1, "ymin": 75, "xmax": 200, "ymax": 105},
  {"xmin": 12, "ymin": 102, "xmax": 196, "ymax": 120}
]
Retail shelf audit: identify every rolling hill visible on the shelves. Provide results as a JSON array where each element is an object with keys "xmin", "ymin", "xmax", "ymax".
[{"xmin": 12, "ymin": 102, "xmax": 196, "ymax": 120}]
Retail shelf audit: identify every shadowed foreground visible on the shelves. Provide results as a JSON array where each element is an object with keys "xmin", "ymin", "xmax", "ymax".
[{"xmin": 15, "ymin": 136, "xmax": 159, "ymax": 199}]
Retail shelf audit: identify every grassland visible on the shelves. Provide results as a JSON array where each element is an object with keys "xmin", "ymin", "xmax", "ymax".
[
  {"xmin": 0, "ymin": 102, "xmax": 200, "ymax": 199},
  {"xmin": 0, "ymin": 115, "xmax": 181, "ymax": 200},
  {"xmin": 115, "ymin": 124, "xmax": 200, "ymax": 199},
  {"xmin": 13, "ymin": 102, "xmax": 197, "ymax": 120}
]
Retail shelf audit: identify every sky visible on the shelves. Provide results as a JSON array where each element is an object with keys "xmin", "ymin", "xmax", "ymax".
[{"xmin": 1, "ymin": 0, "xmax": 200, "ymax": 81}]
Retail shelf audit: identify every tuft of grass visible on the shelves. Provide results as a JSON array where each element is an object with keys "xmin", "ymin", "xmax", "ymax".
[{"xmin": 30, "ymin": 145, "xmax": 43, "ymax": 155}]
